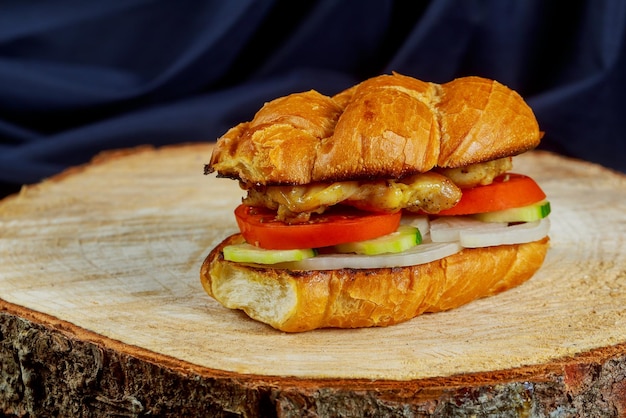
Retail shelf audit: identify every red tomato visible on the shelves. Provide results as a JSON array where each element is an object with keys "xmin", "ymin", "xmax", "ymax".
[
  {"xmin": 234, "ymin": 204, "xmax": 402, "ymax": 250},
  {"xmin": 436, "ymin": 173, "xmax": 547, "ymax": 216}
]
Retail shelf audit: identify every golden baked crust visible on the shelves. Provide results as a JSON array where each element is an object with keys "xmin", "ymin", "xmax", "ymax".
[
  {"xmin": 312, "ymin": 73, "xmax": 441, "ymax": 182},
  {"xmin": 437, "ymin": 76, "xmax": 542, "ymax": 168},
  {"xmin": 208, "ymin": 90, "xmax": 343, "ymax": 185},
  {"xmin": 201, "ymin": 234, "xmax": 550, "ymax": 332},
  {"xmin": 207, "ymin": 73, "xmax": 541, "ymax": 185}
]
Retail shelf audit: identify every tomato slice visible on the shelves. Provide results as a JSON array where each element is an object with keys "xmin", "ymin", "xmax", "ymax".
[
  {"xmin": 436, "ymin": 173, "xmax": 547, "ymax": 216},
  {"xmin": 234, "ymin": 204, "xmax": 402, "ymax": 250}
]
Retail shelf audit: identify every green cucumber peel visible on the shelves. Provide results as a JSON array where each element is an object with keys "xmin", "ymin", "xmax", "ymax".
[
  {"xmin": 473, "ymin": 200, "xmax": 551, "ymax": 223},
  {"xmin": 333, "ymin": 225, "xmax": 422, "ymax": 255}
]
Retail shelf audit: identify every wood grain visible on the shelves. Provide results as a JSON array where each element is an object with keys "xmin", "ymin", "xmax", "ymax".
[{"xmin": 1, "ymin": 144, "xmax": 626, "ymax": 416}]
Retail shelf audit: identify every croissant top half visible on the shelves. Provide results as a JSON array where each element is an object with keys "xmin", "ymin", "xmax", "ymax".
[{"xmin": 207, "ymin": 73, "xmax": 541, "ymax": 186}]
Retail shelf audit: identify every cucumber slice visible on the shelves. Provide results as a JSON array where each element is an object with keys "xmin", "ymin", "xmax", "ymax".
[
  {"xmin": 400, "ymin": 214, "xmax": 430, "ymax": 236},
  {"xmin": 473, "ymin": 200, "xmax": 551, "ymax": 223},
  {"xmin": 223, "ymin": 243, "xmax": 316, "ymax": 264},
  {"xmin": 333, "ymin": 225, "xmax": 422, "ymax": 255}
]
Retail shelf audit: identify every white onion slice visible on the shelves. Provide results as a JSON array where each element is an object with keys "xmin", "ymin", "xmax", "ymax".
[
  {"xmin": 259, "ymin": 215, "xmax": 550, "ymax": 271},
  {"xmin": 273, "ymin": 241, "xmax": 462, "ymax": 271},
  {"xmin": 460, "ymin": 217, "xmax": 550, "ymax": 248},
  {"xmin": 430, "ymin": 216, "xmax": 507, "ymax": 243}
]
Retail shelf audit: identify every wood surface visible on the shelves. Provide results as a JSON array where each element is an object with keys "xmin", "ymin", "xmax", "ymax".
[{"xmin": 1, "ymin": 143, "xmax": 626, "ymax": 417}]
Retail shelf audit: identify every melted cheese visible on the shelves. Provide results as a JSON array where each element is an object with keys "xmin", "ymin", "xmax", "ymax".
[
  {"xmin": 244, "ymin": 172, "xmax": 461, "ymax": 223},
  {"xmin": 243, "ymin": 158, "xmax": 513, "ymax": 223}
]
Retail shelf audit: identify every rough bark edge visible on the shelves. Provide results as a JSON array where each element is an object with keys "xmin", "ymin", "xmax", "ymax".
[
  {"xmin": 2, "ymin": 299, "xmax": 625, "ymax": 417},
  {"xmin": 1, "ymin": 145, "xmax": 625, "ymax": 416}
]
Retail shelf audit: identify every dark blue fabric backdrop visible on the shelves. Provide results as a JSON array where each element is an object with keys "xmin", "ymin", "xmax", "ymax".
[{"xmin": 1, "ymin": 0, "xmax": 625, "ymax": 196}]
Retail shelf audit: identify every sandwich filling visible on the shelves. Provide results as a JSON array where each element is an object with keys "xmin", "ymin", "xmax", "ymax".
[{"xmin": 243, "ymin": 157, "xmax": 512, "ymax": 223}]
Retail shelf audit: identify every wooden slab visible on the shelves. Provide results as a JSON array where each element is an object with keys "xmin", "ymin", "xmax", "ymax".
[{"xmin": 1, "ymin": 144, "xmax": 626, "ymax": 416}]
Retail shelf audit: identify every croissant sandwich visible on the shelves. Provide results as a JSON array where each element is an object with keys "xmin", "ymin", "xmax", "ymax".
[{"xmin": 201, "ymin": 72, "xmax": 551, "ymax": 332}]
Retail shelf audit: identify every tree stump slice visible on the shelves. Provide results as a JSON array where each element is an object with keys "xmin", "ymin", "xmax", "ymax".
[{"xmin": 1, "ymin": 144, "xmax": 626, "ymax": 417}]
